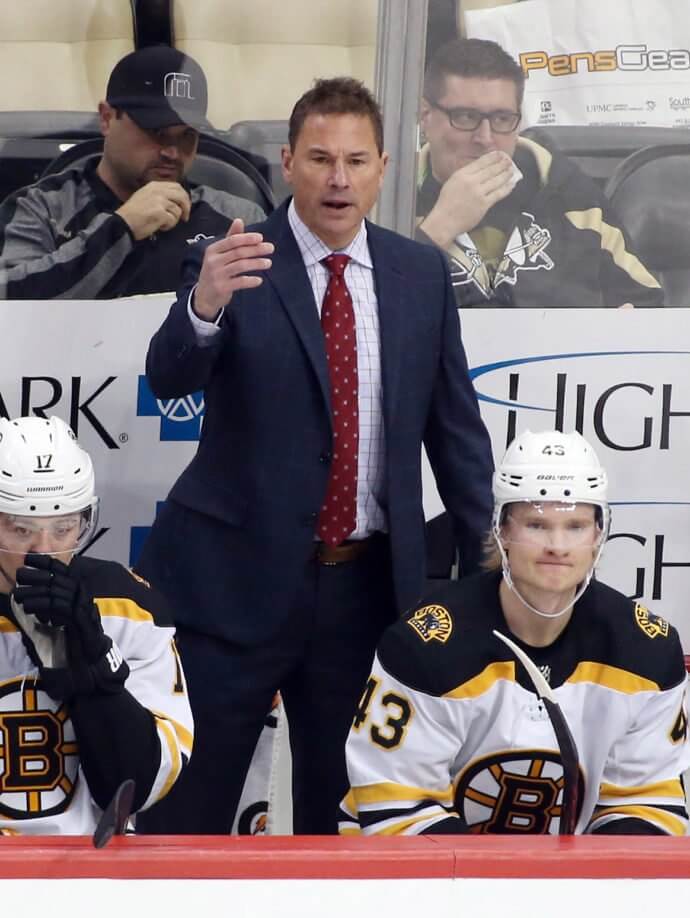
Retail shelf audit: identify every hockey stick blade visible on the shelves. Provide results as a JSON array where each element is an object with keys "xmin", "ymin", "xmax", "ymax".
[
  {"xmin": 493, "ymin": 629, "xmax": 581, "ymax": 835},
  {"xmin": 92, "ymin": 778, "xmax": 135, "ymax": 849}
]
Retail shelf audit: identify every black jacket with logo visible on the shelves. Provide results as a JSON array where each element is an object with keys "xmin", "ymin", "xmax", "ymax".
[
  {"xmin": 416, "ymin": 137, "xmax": 663, "ymax": 308},
  {"xmin": 0, "ymin": 158, "xmax": 264, "ymax": 299}
]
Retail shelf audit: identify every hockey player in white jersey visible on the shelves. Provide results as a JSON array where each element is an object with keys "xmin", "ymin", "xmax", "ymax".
[
  {"xmin": 0, "ymin": 415, "xmax": 193, "ymax": 835},
  {"xmin": 342, "ymin": 430, "xmax": 689, "ymax": 836}
]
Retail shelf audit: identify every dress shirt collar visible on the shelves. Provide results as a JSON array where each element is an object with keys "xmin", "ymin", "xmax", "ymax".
[{"xmin": 287, "ymin": 198, "xmax": 372, "ymax": 269}]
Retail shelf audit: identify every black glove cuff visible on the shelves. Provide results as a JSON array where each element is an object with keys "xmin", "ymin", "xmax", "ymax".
[{"xmin": 40, "ymin": 638, "xmax": 129, "ymax": 701}]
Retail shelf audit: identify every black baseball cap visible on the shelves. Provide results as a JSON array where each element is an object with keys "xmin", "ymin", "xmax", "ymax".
[{"xmin": 106, "ymin": 46, "xmax": 209, "ymax": 131}]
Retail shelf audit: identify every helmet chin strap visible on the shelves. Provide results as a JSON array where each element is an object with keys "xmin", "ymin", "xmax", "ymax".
[{"xmin": 495, "ymin": 529, "xmax": 605, "ymax": 620}]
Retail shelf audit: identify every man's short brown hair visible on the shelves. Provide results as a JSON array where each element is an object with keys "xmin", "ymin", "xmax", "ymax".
[
  {"xmin": 288, "ymin": 77, "xmax": 384, "ymax": 154},
  {"xmin": 424, "ymin": 38, "xmax": 525, "ymax": 109}
]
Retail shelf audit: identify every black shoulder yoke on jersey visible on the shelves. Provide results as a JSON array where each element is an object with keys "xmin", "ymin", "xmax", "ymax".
[
  {"xmin": 70, "ymin": 555, "xmax": 174, "ymax": 628},
  {"xmin": 378, "ymin": 571, "xmax": 510, "ymax": 697},
  {"xmin": 566, "ymin": 578, "xmax": 686, "ymax": 692},
  {"xmin": 378, "ymin": 572, "xmax": 686, "ymax": 697}
]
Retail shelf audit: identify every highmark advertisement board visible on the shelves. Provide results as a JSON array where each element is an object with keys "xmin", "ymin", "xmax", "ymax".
[{"xmin": 2, "ymin": 300, "xmax": 690, "ymax": 648}]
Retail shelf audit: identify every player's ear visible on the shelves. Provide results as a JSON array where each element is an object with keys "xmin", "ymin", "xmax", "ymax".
[
  {"xmin": 420, "ymin": 98, "xmax": 433, "ymax": 136},
  {"xmin": 281, "ymin": 145, "xmax": 294, "ymax": 184},
  {"xmin": 98, "ymin": 102, "xmax": 115, "ymax": 137}
]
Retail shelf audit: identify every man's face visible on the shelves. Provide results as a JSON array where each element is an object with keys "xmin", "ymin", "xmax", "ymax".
[
  {"xmin": 421, "ymin": 76, "xmax": 521, "ymax": 183},
  {"xmin": 99, "ymin": 103, "xmax": 199, "ymax": 195},
  {"xmin": 499, "ymin": 502, "xmax": 599, "ymax": 601},
  {"xmin": 282, "ymin": 113, "xmax": 388, "ymax": 250},
  {"xmin": 0, "ymin": 513, "xmax": 81, "ymax": 592}
]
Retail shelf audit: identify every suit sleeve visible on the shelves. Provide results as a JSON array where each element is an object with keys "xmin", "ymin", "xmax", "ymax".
[
  {"xmin": 145, "ymin": 242, "xmax": 228, "ymax": 397},
  {"xmin": 423, "ymin": 246, "xmax": 494, "ymax": 575},
  {"xmin": 0, "ymin": 183, "xmax": 135, "ymax": 300},
  {"xmin": 587, "ymin": 666, "xmax": 689, "ymax": 836}
]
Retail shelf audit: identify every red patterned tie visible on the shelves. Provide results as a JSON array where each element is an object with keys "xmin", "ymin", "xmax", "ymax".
[{"xmin": 317, "ymin": 254, "xmax": 358, "ymax": 546}]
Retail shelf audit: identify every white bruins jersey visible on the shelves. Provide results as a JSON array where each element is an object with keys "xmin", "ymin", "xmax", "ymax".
[
  {"xmin": 0, "ymin": 556, "xmax": 193, "ymax": 835},
  {"xmin": 342, "ymin": 572, "xmax": 690, "ymax": 836}
]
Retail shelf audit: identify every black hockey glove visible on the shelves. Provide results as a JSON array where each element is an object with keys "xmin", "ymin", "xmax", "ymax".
[{"xmin": 12, "ymin": 553, "xmax": 129, "ymax": 700}]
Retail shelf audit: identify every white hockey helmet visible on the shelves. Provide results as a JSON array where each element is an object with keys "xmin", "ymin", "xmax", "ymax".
[
  {"xmin": 0, "ymin": 416, "xmax": 97, "ymax": 521},
  {"xmin": 493, "ymin": 429, "xmax": 608, "ymax": 517}
]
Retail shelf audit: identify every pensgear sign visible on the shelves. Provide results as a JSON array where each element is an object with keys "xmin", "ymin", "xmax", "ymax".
[{"xmin": 464, "ymin": 0, "xmax": 690, "ymax": 128}]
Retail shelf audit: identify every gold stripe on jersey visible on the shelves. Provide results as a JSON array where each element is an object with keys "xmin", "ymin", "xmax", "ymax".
[
  {"xmin": 374, "ymin": 811, "xmax": 447, "ymax": 836},
  {"xmin": 564, "ymin": 209, "xmax": 661, "ymax": 289},
  {"xmin": 155, "ymin": 717, "xmax": 182, "ymax": 802},
  {"xmin": 151, "ymin": 709, "xmax": 193, "ymax": 757},
  {"xmin": 444, "ymin": 661, "xmax": 516, "ymax": 700},
  {"xmin": 95, "ymin": 597, "xmax": 155, "ymax": 623},
  {"xmin": 590, "ymin": 804, "xmax": 686, "ymax": 836},
  {"xmin": 351, "ymin": 781, "xmax": 454, "ymax": 806},
  {"xmin": 599, "ymin": 779, "xmax": 685, "ymax": 801},
  {"xmin": 0, "ymin": 618, "xmax": 18, "ymax": 633},
  {"xmin": 341, "ymin": 789, "xmax": 358, "ymax": 817},
  {"xmin": 0, "ymin": 675, "xmax": 30, "ymax": 691},
  {"xmin": 566, "ymin": 662, "xmax": 659, "ymax": 694}
]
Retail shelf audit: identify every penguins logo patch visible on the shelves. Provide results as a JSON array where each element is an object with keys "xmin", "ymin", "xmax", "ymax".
[
  {"xmin": 494, "ymin": 212, "xmax": 554, "ymax": 287},
  {"xmin": 448, "ymin": 233, "xmax": 492, "ymax": 297}
]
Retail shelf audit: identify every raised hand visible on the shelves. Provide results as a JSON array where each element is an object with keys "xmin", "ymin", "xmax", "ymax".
[
  {"xmin": 192, "ymin": 218, "xmax": 274, "ymax": 319},
  {"xmin": 420, "ymin": 151, "xmax": 517, "ymax": 248}
]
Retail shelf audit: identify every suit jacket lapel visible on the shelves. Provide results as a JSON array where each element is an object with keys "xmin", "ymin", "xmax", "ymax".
[
  {"xmin": 262, "ymin": 205, "xmax": 332, "ymax": 416},
  {"xmin": 368, "ymin": 221, "xmax": 405, "ymax": 426}
]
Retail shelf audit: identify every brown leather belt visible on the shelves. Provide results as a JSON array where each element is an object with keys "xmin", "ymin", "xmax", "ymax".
[{"xmin": 311, "ymin": 534, "xmax": 382, "ymax": 565}]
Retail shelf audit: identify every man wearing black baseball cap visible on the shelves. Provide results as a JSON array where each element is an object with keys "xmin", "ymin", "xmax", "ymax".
[
  {"xmin": 0, "ymin": 46, "xmax": 264, "ymax": 299},
  {"xmin": 105, "ymin": 45, "xmax": 209, "ymax": 132}
]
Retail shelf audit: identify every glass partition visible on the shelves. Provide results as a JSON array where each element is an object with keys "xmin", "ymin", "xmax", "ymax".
[{"xmin": 0, "ymin": 0, "xmax": 687, "ymax": 308}]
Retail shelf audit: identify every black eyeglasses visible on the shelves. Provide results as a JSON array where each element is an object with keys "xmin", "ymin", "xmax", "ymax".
[{"xmin": 430, "ymin": 102, "xmax": 521, "ymax": 134}]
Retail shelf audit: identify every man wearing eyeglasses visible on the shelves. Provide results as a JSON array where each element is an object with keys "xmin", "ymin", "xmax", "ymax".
[
  {"xmin": 0, "ymin": 46, "xmax": 263, "ymax": 299},
  {"xmin": 417, "ymin": 38, "xmax": 663, "ymax": 308}
]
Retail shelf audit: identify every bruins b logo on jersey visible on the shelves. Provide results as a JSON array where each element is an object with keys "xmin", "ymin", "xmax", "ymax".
[
  {"xmin": 455, "ymin": 749, "xmax": 584, "ymax": 834},
  {"xmin": 0, "ymin": 679, "xmax": 79, "ymax": 819},
  {"xmin": 407, "ymin": 605, "xmax": 453, "ymax": 644},
  {"xmin": 634, "ymin": 603, "xmax": 669, "ymax": 639}
]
